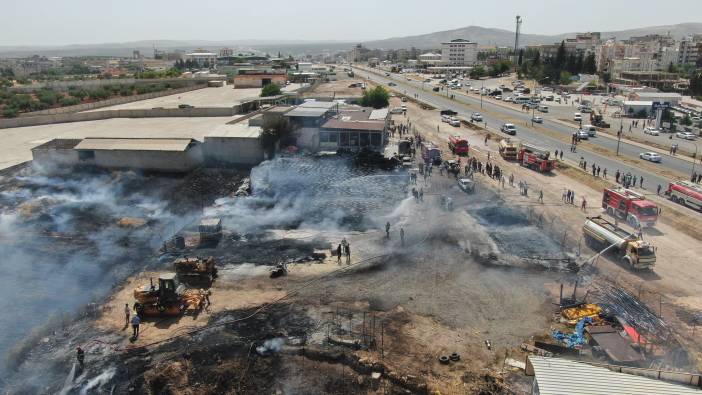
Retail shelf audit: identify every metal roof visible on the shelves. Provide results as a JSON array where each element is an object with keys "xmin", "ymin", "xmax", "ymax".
[
  {"xmin": 299, "ymin": 100, "xmax": 337, "ymax": 109},
  {"xmin": 74, "ymin": 138, "xmax": 195, "ymax": 152},
  {"xmin": 624, "ymin": 101, "xmax": 654, "ymax": 106},
  {"xmin": 207, "ymin": 124, "xmax": 262, "ymax": 139},
  {"xmin": 322, "ymin": 119, "xmax": 385, "ymax": 132},
  {"xmin": 369, "ymin": 108, "xmax": 389, "ymax": 120},
  {"xmin": 528, "ymin": 356, "xmax": 702, "ymax": 395},
  {"xmin": 285, "ymin": 107, "xmax": 330, "ymax": 117},
  {"xmin": 634, "ymin": 92, "xmax": 682, "ymax": 98},
  {"xmin": 32, "ymin": 138, "xmax": 82, "ymax": 150}
]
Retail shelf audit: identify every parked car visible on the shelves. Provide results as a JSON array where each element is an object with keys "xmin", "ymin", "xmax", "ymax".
[
  {"xmin": 390, "ymin": 107, "xmax": 406, "ymax": 114},
  {"xmin": 639, "ymin": 152, "xmax": 662, "ymax": 162},
  {"xmin": 581, "ymin": 124, "xmax": 597, "ymax": 137},
  {"xmin": 471, "ymin": 112, "xmax": 483, "ymax": 122},
  {"xmin": 503, "ymin": 96, "xmax": 513, "ymax": 102},
  {"xmin": 574, "ymin": 113, "xmax": 582, "ymax": 122},
  {"xmin": 676, "ymin": 131, "xmax": 697, "ymax": 140},
  {"xmin": 532, "ymin": 116, "xmax": 543, "ymax": 123},
  {"xmin": 581, "ymin": 107, "xmax": 593, "ymax": 113},
  {"xmin": 401, "ymin": 96, "xmax": 408, "ymax": 102},
  {"xmin": 501, "ymin": 123, "xmax": 517, "ymax": 135},
  {"xmin": 388, "ymin": 82, "xmax": 397, "ymax": 87},
  {"xmin": 643, "ymin": 127, "xmax": 660, "ymax": 136},
  {"xmin": 576, "ymin": 129, "xmax": 589, "ymax": 140},
  {"xmin": 449, "ymin": 118, "xmax": 461, "ymax": 127},
  {"xmin": 441, "ymin": 114, "xmax": 451, "ymax": 122},
  {"xmin": 494, "ymin": 95, "xmax": 502, "ymax": 100}
]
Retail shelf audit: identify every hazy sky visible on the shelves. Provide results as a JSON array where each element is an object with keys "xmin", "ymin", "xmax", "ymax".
[{"xmin": 3, "ymin": 0, "xmax": 701, "ymax": 46}]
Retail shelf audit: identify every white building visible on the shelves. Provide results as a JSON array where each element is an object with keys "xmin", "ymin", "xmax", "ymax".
[
  {"xmin": 441, "ymin": 39, "xmax": 478, "ymax": 66},
  {"xmin": 418, "ymin": 52, "xmax": 442, "ymax": 65},
  {"xmin": 185, "ymin": 50, "xmax": 218, "ymax": 67}
]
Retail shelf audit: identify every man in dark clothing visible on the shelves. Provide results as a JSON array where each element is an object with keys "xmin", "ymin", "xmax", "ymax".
[
  {"xmin": 400, "ymin": 228, "xmax": 405, "ymax": 246},
  {"xmin": 560, "ymin": 151, "xmax": 563, "ymax": 160},
  {"xmin": 345, "ymin": 244, "xmax": 351, "ymax": 265},
  {"xmin": 336, "ymin": 244, "xmax": 342, "ymax": 264},
  {"xmin": 385, "ymin": 222, "xmax": 390, "ymax": 239},
  {"xmin": 131, "ymin": 314, "xmax": 141, "ymax": 338},
  {"xmin": 76, "ymin": 347, "xmax": 85, "ymax": 367}
]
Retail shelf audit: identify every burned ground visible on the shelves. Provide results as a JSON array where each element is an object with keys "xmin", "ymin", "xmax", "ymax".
[
  {"xmin": 4, "ymin": 156, "xmax": 572, "ymax": 394},
  {"xmin": 0, "ymin": 164, "xmax": 245, "ymax": 387}
]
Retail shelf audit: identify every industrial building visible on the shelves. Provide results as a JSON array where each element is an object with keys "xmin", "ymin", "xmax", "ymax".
[
  {"xmin": 233, "ymin": 70, "xmax": 287, "ymax": 88},
  {"xmin": 319, "ymin": 107, "xmax": 388, "ymax": 151},
  {"xmin": 33, "ymin": 137, "xmax": 203, "ymax": 172},
  {"xmin": 203, "ymin": 123, "xmax": 265, "ymax": 167},
  {"xmin": 526, "ymin": 356, "xmax": 702, "ymax": 394},
  {"xmin": 628, "ymin": 91, "xmax": 682, "ymax": 106}
]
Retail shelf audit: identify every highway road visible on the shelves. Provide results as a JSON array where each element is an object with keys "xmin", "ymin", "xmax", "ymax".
[{"xmin": 354, "ymin": 66, "xmax": 699, "ymax": 196}]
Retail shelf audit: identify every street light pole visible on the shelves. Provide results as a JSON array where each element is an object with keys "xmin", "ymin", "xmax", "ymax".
[
  {"xmin": 692, "ymin": 143, "xmax": 699, "ymax": 177},
  {"xmin": 480, "ymin": 80, "xmax": 484, "ymax": 109}
]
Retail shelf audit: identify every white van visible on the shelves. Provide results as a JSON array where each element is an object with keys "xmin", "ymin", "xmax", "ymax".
[{"xmin": 538, "ymin": 105, "xmax": 549, "ymax": 113}]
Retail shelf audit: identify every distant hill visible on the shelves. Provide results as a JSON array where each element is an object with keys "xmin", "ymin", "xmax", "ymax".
[
  {"xmin": 361, "ymin": 23, "xmax": 702, "ymax": 50},
  {"xmin": 1, "ymin": 23, "xmax": 701, "ymax": 58}
]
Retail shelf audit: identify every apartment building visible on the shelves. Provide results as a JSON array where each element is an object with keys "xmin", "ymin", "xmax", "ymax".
[{"xmin": 441, "ymin": 39, "xmax": 478, "ymax": 66}]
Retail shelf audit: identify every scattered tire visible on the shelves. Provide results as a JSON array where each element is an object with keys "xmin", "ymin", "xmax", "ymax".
[
  {"xmin": 450, "ymin": 352, "xmax": 461, "ymax": 361},
  {"xmin": 439, "ymin": 355, "xmax": 450, "ymax": 364}
]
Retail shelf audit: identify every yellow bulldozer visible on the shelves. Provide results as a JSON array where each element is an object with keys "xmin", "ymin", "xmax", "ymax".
[{"xmin": 133, "ymin": 274, "xmax": 207, "ymax": 316}]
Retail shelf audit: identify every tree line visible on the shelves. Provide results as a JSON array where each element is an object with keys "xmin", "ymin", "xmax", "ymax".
[{"xmin": 518, "ymin": 41, "xmax": 597, "ymax": 85}]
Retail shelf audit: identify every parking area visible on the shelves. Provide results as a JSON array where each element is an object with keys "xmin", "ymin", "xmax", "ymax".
[{"xmin": 86, "ymin": 83, "xmax": 304, "ymax": 111}]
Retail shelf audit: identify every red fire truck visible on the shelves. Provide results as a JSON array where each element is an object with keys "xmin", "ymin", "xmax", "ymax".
[
  {"xmin": 602, "ymin": 187, "xmax": 659, "ymax": 227},
  {"xmin": 421, "ymin": 141, "xmax": 442, "ymax": 165},
  {"xmin": 448, "ymin": 135, "xmax": 470, "ymax": 155},
  {"xmin": 517, "ymin": 143, "xmax": 556, "ymax": 172},
  {"xmin": 665, "ymin": 181, "xmax": 702, "ymax": 211}
]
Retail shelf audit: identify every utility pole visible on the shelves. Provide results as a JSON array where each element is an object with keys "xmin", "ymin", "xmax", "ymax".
[{"xmin": 514, "ymin": 16, "xmax": 522, "ymax": 65}]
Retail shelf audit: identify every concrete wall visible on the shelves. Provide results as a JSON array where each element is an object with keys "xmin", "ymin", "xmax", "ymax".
[
  {"xmin": 234, "ymin": 74, "xmax": 286, "ymax": 88},
  {"xmin": 18, "ymin": 85, "xmax": 205, "ymax": 117},
  {"xmin": 82, "ymin": 146, "xmax": 203, "ymax": 172},
  {"xmin": 32, "ymin": 148, "xmax": 80, "ymax": 167},
  {"xmin": 203, "ymin": 136, "xmax": 264, "ymax": 167},
  {"xmin": 0, "ymin": 105, "xmax": 242, "ymax": 129}
]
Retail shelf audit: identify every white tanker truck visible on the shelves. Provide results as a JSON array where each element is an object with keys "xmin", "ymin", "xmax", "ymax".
[{"xmin": 582, "ymin": 216, "xmax": 656, "ymax": 270}]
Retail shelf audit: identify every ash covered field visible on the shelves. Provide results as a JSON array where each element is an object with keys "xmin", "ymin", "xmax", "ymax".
[{"xmin": 1, "ymin": 156, "xmax": 569, "ymax": 394}]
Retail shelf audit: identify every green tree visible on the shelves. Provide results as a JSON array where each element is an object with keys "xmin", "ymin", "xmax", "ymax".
[
  {"xmin": 2, "ymin": 106, "xmax": 18, "ymax": 118},
  {"xmin": 559, "ymin": 71, "xmax": 573, "ymax": 85},
  {"xmin": 682, "ymin": 114, "xmax": 692, "ymax": 126},
  {"xmin": 359, "ymin": 86, "xmax": 390, "ymax": 109},
  {"xmin": 583, "ymin": 53, "xmax": 597, "ymax": 74},
  {"xmin": 469, "ymin": 65, "xmax": 486, "ymax": 79},
  {"xmin": 261, "ymin": 83, "xmax": 282, "ymax": 97},
  {"xmin": 555, "ymin": 41, "xmax": 567, "ymax": 69},
  {"xmin": 60, "ymin": 97, "xmax": 80, "ymax": 106}
]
